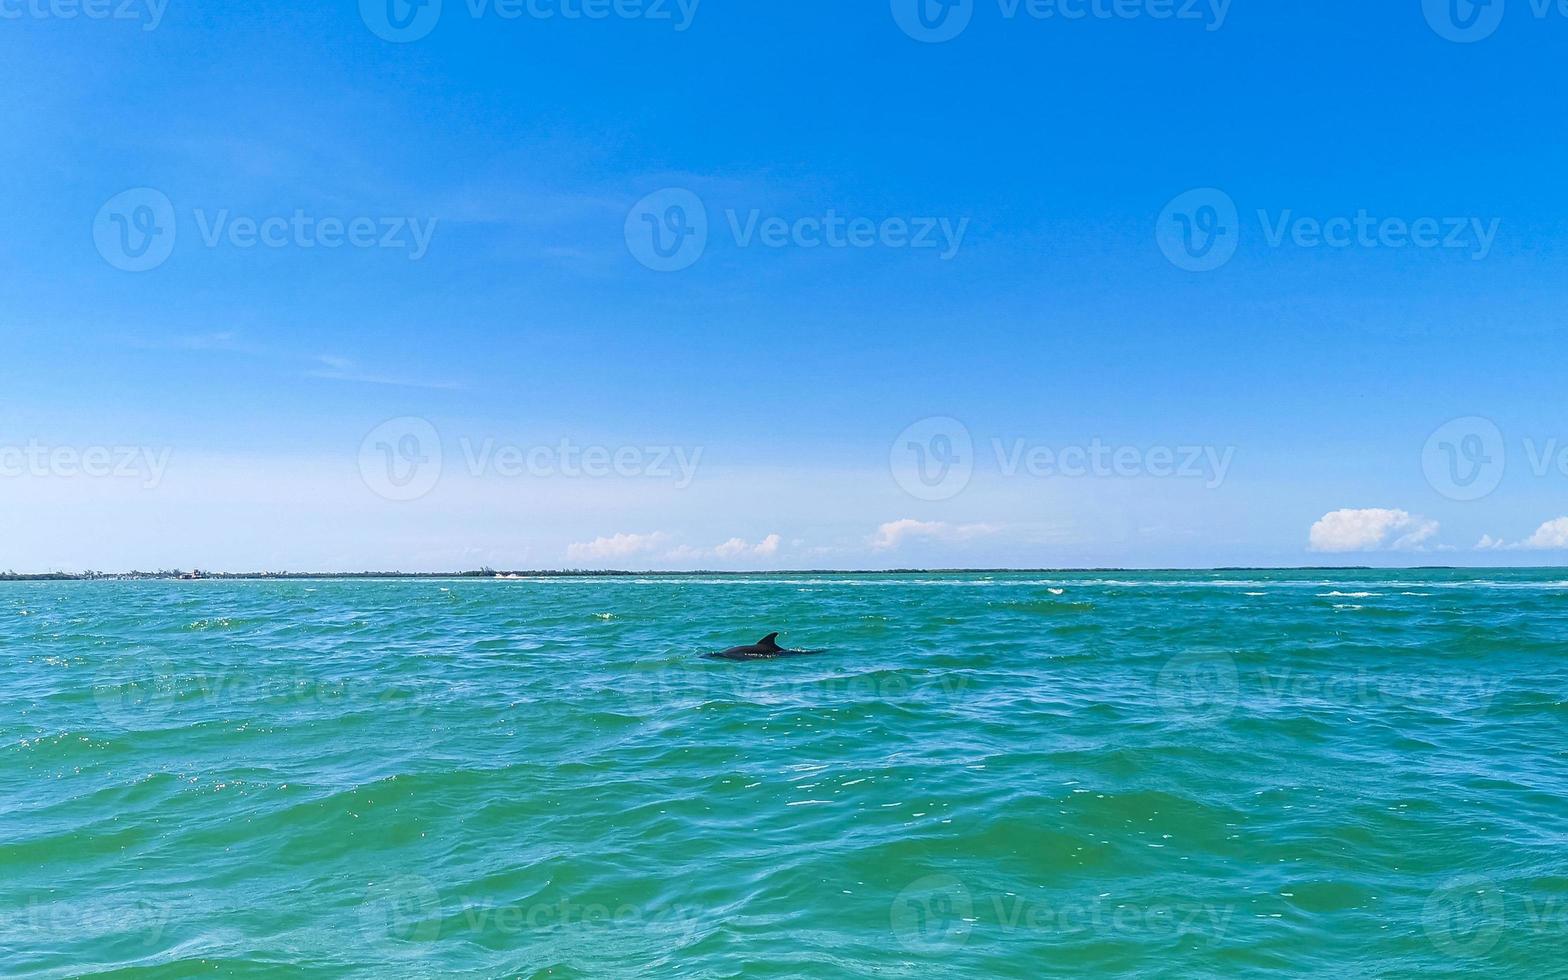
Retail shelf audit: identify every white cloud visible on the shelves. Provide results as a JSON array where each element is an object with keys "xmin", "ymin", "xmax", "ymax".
[
  {"xmin": 566, "ymin": 531, "xmax": 670, "ymax": 562},
  {"xmin": 870, "ymin": 519, "xmax": 1001, "ymax": 551},
  {"xmin": 663, "ymin": 533, "xmax": 784, "ymax": 563},
  {"xmin": 1520, "ymin": 517, "xmax": 1568, "ymax": 550},
  {"xmin": 1477, "ymin": 517, "xmax": 1568, "ymax": 551},
  {"xmin": 1308, "ymin": 509, "xmax": 1439, "ymax": 553}
]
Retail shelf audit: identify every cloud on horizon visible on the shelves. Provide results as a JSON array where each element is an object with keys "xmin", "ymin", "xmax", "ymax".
[
  {"xmin": 668, "ymin": 534, "xmax": 782, "ymax": 561},
  {"xmin": 870, "ymin": 519, "xmax": 1002, "ymax": 551},
  {"xmin": 567, "ymin": 532, "xmax": 783, "ymax": 565},
  {"xmin": 1308, "ymin": 508, "xmax": 1439, "ymax": 553},
  {"xmin": 565, "ymin": 531, "xmax": 671, "ymax": 562},
  {"xmin": 1477, "ymin": 517, "xmax": 1568, "ymax": 551}
]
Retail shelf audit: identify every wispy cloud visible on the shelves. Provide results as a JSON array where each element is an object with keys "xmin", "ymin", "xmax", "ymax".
[
  {"xmin": 126, "ymin": 332, "xmax": 465, "ymax": 390},
  {"xmin": 127, "ymin": 330, "xmax": 259, "ymax": 354},
  {"xmin": 306, "ymin": 355, "xmax": 464, "ymax": 391},
  {"xmin": 870, "ymin": 519, "xmax": 1001, "ymax": 551}
]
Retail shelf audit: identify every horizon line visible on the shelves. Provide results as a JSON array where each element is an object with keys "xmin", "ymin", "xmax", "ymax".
[{"xmin": 3, "ymin": 565, "xmax": 1566, "ymax": 581}]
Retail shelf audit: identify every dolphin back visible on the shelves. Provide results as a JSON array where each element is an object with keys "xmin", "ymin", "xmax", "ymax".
[{"xmin": 704, "ymin": 632, "xmax": 820, "ymax": 661}]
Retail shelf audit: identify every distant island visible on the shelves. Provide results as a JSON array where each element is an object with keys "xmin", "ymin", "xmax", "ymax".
[{"xmin": 0, "ymin": 566, "xmax": 1395, "ymax": 581}]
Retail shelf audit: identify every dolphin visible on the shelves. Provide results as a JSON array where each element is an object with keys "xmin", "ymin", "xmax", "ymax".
[{"xmin": 705, "ymin": 633, "xmax": 822, "ymax": 661}]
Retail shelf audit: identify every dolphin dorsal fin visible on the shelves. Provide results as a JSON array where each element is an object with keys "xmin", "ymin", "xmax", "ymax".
[{"xmin": 757, "ymin": 632, "xmax": 781, "ymax": 650}]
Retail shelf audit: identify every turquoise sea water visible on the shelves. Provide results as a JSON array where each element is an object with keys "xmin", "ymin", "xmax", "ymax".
[{"xmin": 3, "ymin": 570, "xmax": 1565, "ymax": 977}]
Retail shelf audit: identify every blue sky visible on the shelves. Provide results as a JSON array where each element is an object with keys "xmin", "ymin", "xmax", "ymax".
[{"xmin": 2, "ymin": 0, "xmax": 1567, "ymax": 570}]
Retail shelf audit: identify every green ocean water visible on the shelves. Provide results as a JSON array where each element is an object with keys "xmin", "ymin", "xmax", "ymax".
[{"xmin": 3, "ymin": 570, "xmax": 1565, "ymax": 977}]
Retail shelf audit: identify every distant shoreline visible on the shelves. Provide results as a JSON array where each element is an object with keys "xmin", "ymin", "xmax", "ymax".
[{"xmin": 4, "ymin": 566, "xmax": 1550, "ymax": 582}]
